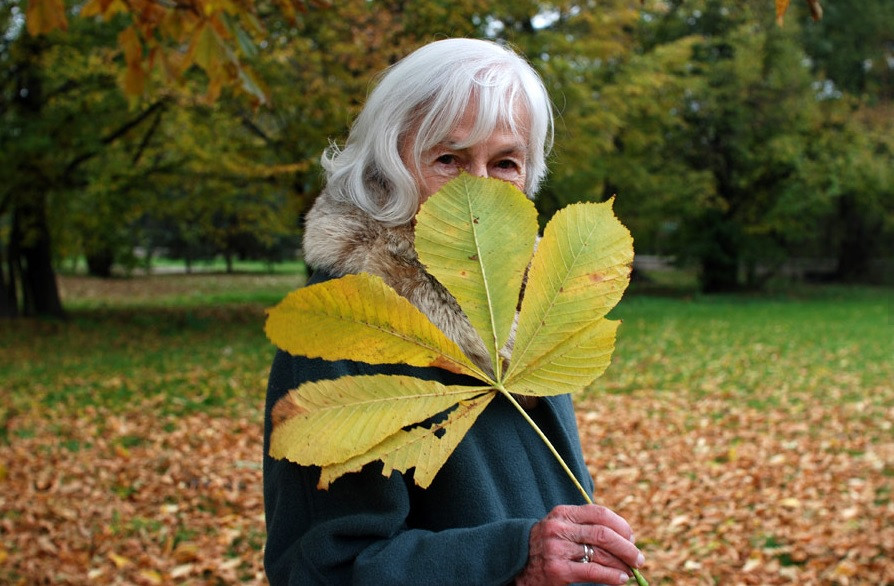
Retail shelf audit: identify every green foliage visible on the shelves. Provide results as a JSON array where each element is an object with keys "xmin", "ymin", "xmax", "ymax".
[
  {"xmin": 799, "ymin": 0, "xmax": 894, "ymax": 97},
  {"xmin": 0, "ymin": 272, "xmax": 303, "ymax": 416},
  {"xmin": 4, "ymin": 0, "xmax": 892, "ymax": 319},
  {"xmin": 595, "ymin": 0, "xmax": 890, "ymax": 290},
  {"xmin": 600, "ymin": 285, "xmax": 894, "ymax": 399}
]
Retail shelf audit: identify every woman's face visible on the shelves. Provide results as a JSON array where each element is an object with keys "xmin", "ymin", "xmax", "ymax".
[{"xmin": 402, "ymin": 105, "xmax": 529, "ymax": 204}]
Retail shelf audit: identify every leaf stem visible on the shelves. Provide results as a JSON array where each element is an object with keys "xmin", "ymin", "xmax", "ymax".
[
  {"xmin": 498, "ymin": 388, "xmax": 648, "ymax": 586},
  {"xmin": 499, "ymin": 387, "xmax": 592, "ymax": 503}
]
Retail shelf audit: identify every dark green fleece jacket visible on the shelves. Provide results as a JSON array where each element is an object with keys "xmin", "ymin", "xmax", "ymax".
[{"xmin": 263, "ymin": 274, "xmax": 595, "ymax": 585}]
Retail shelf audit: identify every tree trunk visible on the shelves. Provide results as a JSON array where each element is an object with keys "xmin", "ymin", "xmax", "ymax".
[
  {"xmin": 701, "ymin": 252, "xmax": 740, "ymax": 293},
  {"xmin": 5, "ymin": 36, "xmax": 65, "ymax": 318},
  {"xmin": 834, "ymin": 193, "xmax": 875, "ymax": 282},
  {"xmin": 86, "ymin": 249, "xmax": 115, "ymax": 278},
  {"xmin": 698, "ymin": 213, "xmax": 741, "ymax": 293},
  {"xmin": 14, "ymin": 198, "xmax": 66, "ymax": 318},
  {"xmin": 0, "ymin": 237, "xmax": 17, "ymax": 318}
]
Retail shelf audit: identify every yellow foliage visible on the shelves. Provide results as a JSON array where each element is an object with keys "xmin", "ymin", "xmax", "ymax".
[
  {"xmin": 25, "ymin": 0, "xmax": 68, "ymax": 36},
  {"xmin": 270, "ymin": 375, "xmax": 490, "ymax": 471},
  {"xmin": 265, "ymin": 273, "xmax": 485, "ymax": 379},
  {"xmin": 776, "ymin": 0, "xmax": 823, "ymax": 26},
  {"xmin": 266, "ymin": 175, "xmax": 634, "ymax": 489},
  {"xmin": 318, "ymin": 393, "xmax": 494, "ymax": 489}
]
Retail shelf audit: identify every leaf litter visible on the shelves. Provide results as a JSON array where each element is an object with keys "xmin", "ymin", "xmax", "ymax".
[
  {"xmin": 1, "ymin": 377, "xmax": 890, "ymax": 584},
  {"xmin": 1, "ymin": 407, "xmax": 266, "ymax": 584}
]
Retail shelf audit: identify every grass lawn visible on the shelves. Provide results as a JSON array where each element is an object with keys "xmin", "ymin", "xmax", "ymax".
[{"xmin": 1, "ymin": 273, "xmax": 891, "ymax": 584}]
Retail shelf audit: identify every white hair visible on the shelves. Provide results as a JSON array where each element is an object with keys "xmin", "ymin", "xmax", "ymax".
[{"xmin": 320, "ymin": 38, "xmax": 554, "ymax": 226}]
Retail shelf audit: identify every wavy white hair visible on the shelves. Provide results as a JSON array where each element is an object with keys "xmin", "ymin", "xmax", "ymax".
[{"xmin": 320, "ymin": 38, "xmax": 554, "ymax": 227}]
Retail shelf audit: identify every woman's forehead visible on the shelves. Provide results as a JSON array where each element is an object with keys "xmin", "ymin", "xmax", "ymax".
[{"xmin": 426, "ymin": 99, "xmax": 530, "ymax": 150}]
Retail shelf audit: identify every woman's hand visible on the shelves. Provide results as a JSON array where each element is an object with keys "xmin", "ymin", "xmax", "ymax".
[{"xmin": 515, "ymin": 504, "xmax": 644, "ymax": 585}]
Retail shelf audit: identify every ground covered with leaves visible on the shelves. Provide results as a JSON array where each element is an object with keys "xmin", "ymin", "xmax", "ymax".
[{"xmin": 1, "ymin": 276, "xmax": 891, "ymax": 584}]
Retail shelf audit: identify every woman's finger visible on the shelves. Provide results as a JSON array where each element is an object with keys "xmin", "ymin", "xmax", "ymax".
[
  {"xmin": 578, "ymin": 522, "xmax": 643, "ymax": 570},
  {"xmin": 559, "ymin": 504, "xmax": 635, "ymax": 542}
]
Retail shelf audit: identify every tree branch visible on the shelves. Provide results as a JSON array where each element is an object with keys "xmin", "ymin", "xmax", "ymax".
[
  {"xmin": 64, "ymin": 99, "xmax": 168, "ymax": 178},
  {"xmin": 132, "ymin": 107, "xmax": 166, "ymax": 165},
  {"xmin": 240, "ymin": 112, "xmax": 278, "ymax": 146}
]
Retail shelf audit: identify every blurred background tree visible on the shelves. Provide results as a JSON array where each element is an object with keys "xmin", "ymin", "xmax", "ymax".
[{"xmin": 3, "ymin": 0, "xmax": 891, "ymax": 316}]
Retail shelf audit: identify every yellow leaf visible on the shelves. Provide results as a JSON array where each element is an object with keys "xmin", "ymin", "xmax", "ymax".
[
  {"xmin": 833, "ymin": 560, "xmax": 858, "ymax": 577},
  {"xmin": 506, "ymin": 319, "xmax": 619, "ymax": 397},
  {"xmin": 779, "ymin": 497, "xmax": 802, "ymax": 509},
  {"xmin": 507, "ymin": 198, "xmax": 632, "ymax": 387},
  {"xmin": 318, "ymin": 392, "xmax": 494, "ymax": 488},
  {"xmin": 138, "ymin": 570, "xmax": 163, "ymax": 585},
  {"xmin": 415, "ymin": 173, "xmax": 538, "ymax": 374},
  {"xmin": 204, "ymin": 75, "xmax": 223, "ymax": 104},
  {"xmin": 108, "ymin": 552, "xmax": 132, "ymax": 569},
  {"xmin": 121, "ymin": 63, "xmax": 146, "ymax": 96},
  {"xmin": 238, "ymin": 65, "xmax": 268, "ymax": 105},
  {"xmin": 776, "ymin": 0, "xmax": 822, "ymax": 26},
  {"xmin": 26, "ymin": 0, "xmax": 68, "ymax": 36},
  {"xmin": 103, "ymin": 0, "xmax": 129, "ymax": 18},
  {"xmin": 775, "ymin": 0, "xmax": 790, "ymax": 26},
  {"xmin": 79, "ymin": 0, "xmax": 109, "ymax": 18},
  {"xmin": 270, "ymin": 374, "xmax": 488, "ymax": 467},
  {"xmin": 265, "ymin": 273, "xmax": 483, "ymax": 379},
  {"xmin": 193, "ymin": 24, "xmax": 222, "ymax": 72},
  {"xmin": 806, "ymin": 0, "xmax": 823, "ymax": 21},
  {"xmin": 118, "ymin": 26, "xmax": 142, "ymax": 67},
  {"xmin": 159, "ymin": 50, "xmax": 186, "ymax": 82}
]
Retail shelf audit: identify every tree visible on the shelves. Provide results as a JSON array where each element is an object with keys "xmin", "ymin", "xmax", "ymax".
[
  {"xmin": 0, "ymin": 3, "xmax": 148, "ymax": 315},
  {"xmin": 601, "ymin": 0, "xmax": 832, "ymax": 291},
  {"xmin": 800, "ymin": 0, "xmax": 892, "ymax": 100},
  {"xmin": 799, "ymin": 0, "xmax": 894, "ymax": 282},
  {"xmin": 5, "ymin": 0, "xmax": 500, "ymax": 316},
  {"xmin": 801, "ymin": 100, "xmax": 894, "ymax": 282},
  {"xmin": 11, "ymin": 0, "xmax": 868, "ymax": 316}
]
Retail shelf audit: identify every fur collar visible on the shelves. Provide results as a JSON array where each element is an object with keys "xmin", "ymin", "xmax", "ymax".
[{"xmin": 302, "ymin": 189, "xmax": 495, "ymax": 376}]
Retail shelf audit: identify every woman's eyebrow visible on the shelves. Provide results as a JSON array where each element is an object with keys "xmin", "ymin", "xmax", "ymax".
[
  {"xmin": 436, "ymin": 140, "xmax": 528, "ymax": 155},
  {"xmin": 498, "ymin": 144, "xmax": 528, "ymax": 156}
]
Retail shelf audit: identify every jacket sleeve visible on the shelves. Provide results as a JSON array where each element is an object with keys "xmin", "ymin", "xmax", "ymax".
[{"xmin": 262, "ymin": 350, "xmax": 537, "ymax": 586}]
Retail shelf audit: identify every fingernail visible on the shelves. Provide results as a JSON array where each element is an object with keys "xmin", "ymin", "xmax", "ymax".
[
  {"xmin": 619, "ymin": 572, "xmax": 629, "ymax": 583},
  {"xmin": 636, "ymin": 553, "xmax": 645, "ymax": 567},
  {"xmin": 629, "ymin": 533, "xmax": 635, "ymax": 543}
]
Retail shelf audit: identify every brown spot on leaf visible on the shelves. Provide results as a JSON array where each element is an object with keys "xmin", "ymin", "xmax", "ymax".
[
  {"xmin": 589, "ymin": 273, "xmax": 604, "ymax": 283},
  {"xmin": 429, "ymin": 355, "xmax": 465, "ymax": 375},
  {"xmin": 473, "ymin": 217, "xmax": 479, "ymax": 224},
  {"xmin": 271, "ymin": 393, "xmax": 307, "ymax": 426},
  {"xmin": 469, "ymin": 254, "xmax": 478, "ymax": 261}
]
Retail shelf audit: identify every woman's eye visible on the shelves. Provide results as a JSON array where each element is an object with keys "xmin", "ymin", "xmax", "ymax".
[
  {"xmin": 495, "ymin": 159, "xmax": 518, "ymax": 170},
  {"xmin": 436, "ymin": 154, "xmax": 457, "ymax": 165}
]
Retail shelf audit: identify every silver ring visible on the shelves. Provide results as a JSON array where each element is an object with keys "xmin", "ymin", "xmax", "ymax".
[{"xmin": 578, "ymin": 543, "xmax": 593, "ymax": 563}]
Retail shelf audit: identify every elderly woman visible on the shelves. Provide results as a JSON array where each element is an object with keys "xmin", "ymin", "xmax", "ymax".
[{"xmin": 263, "ymin": 38, "xmax": 645, "ymax": 585}]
